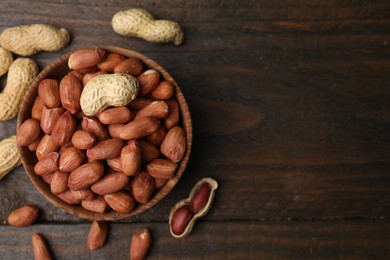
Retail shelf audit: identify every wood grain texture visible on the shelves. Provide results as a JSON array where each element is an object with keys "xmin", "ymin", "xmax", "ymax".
[
  {"xmin": 0, "ymin": 221, "xmax": 388, "ymax": 260},
  {"xmin": 0, "ymin": 0, "xmax": 389, "ymax": 258}
]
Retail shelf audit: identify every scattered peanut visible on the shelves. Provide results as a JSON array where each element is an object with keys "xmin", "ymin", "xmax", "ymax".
[
  {"xmin": 130, "ymin": 228, "xmax": 152, "ymax": 260},
  {"xmin": 87, "ymin": 221, "xmax": 109, "ymax": 250},
  {"xmin": 32, "ymin": 233, "xmax": 53, "ymax": 260},
  {"xmin": 0, "ymin": 58, "xmax": 38, "ymax": 120},
  {"xmin": 7, "ymin": 205, "xmax": 39, "ymax": 227},
  {"xmin": 0, "ymin": 47, "xmax": 13, "ymax": 77},
  {"xmin": 0, "ymin": 24, "xmax": 69, "ymax": 56},
  {"xmin": 0, "ymin": 136, "xmax": 21, "ymax": 181},
  {"xmin": 112, "ymin": 8, "xmax": 184, "ymax": 45}
]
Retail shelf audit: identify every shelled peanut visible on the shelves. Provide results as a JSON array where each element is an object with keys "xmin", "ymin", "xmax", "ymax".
[
  {"xmin": 17, "ymin": 47, "xmax": 187, "ymax": 214},
  {"xmin": 169, "ymin": 178, "xmax": 218, "ymax": 238}
]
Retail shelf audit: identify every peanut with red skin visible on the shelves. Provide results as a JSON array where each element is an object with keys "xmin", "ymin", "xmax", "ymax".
[
  {"xmin": 71, "ymin": 130, "xmax": 96, "ymax": 150},
  {"xmin": 171, "ymin": 205, "xmax": 193, "ymax": 235},
  {"xmin": 7, "ymin": 205, "xmax": 39, "ymax": 227},
  {"xmin": 191, "ymin": 182, "xmax": 212, "ymax": 213},
  {"xmin": 121, "ymin": 140, "xmax": 141, "ymax": 176},
  {"xmin": 38, "ymin": 79, "xmax": 61, "ymax": 108},
  {"xmin": 87, "ymin": 221, "xmax": 109, "ymax": 250},
  {"xmin": 16, "ymin": 118, "xmax": 41, "ymax": 147},
  {"xmin": 81, "ymin": 196, "xmax": 110, "ymax": 214},
  {"xmin": 113, "ymin": 57, "xmax": 143, "ymax": 76},
  {"xmin": 130, "ymin": 228, "xmax": 152, "ymax": 260}
]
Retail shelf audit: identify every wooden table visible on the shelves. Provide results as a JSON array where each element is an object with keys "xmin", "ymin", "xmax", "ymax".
[{"xmin": 1, "ymin": 1, "xmax": 389, "ymax": 259}]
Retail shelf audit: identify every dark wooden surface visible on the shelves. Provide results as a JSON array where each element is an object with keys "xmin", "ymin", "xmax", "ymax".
[{"xmin": 0, "ymin": 0, "xmax": 389, "ymax": 259}]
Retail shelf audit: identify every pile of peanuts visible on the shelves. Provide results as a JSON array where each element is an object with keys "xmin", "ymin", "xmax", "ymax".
[{"xmin": 16, "ymin": 47, "xmax": 187, "ymax": 214}]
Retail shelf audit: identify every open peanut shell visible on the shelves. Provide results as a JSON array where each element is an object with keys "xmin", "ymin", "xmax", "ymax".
[{"xmin": 169, "ymin": 177, "xmax": 218, "ymax": 238}]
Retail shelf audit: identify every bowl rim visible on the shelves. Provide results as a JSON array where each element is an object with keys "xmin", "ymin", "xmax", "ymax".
[{"xmin": 17, "ymin": 46, "xmax": 193, "ymax": 221}]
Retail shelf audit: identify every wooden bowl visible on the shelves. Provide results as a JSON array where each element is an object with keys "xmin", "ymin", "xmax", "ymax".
[{"xmin": 17, "ymin": 46, "xmax": 192, "ymax": 221}]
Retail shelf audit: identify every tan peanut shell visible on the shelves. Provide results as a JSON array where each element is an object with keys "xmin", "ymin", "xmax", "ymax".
[
  {"xmin": 0, "ymin": 136, "xmax": 21, "ymax": 181},
  {"xmin": 169, "ymin": 178, "xmax": 218, "ymax": 238},
  {"xmin": 80, "ymin": 73, "xmax": 139, "ymax": 116},
  {"xmin": 0, "ymin": 47, "xmax": 13, "ymax": 77},
  {"xmin": 0, "ymin": 58, "xmax": 38, "ymax": 120},
  {"xmin": 112, "ymin": 8, "xmax": 184, "ymax": 45},
  {"xmin": 0, "ymin": 24, "xmax": 70, "ymax": 56}
]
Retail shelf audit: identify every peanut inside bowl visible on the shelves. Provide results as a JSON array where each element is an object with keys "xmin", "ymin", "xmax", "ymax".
[{"xmin": 17, "ymin": 46, "xmax": 192, "ymax": 221}]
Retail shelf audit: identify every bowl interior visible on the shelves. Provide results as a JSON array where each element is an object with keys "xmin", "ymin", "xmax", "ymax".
[{"xmin": 17, "ymin": 46, "xmax": 192, "ymax": 221}]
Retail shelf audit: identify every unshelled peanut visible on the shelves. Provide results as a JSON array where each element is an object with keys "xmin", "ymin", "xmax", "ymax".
[
  {"xmin": 0, "ymin": 47, "xmax": 13, "ymax": 77},
  {"xmin": 0, "ymin": 24, "xmax": 69, "ymax": 56},
  {"xmin": 0, "ymin": 136, "xmax": 21, "ymax": 180},
  {"xmin": 0, "ymin": 58, "xmax": 38, "ymax": 120},
  {"xmin": 80, "ymin": 73, "xmax": 139, "ymax": 116},
  {"xmin": 112, "ymin": 8, "xmax": 184, "ymax": 45}
]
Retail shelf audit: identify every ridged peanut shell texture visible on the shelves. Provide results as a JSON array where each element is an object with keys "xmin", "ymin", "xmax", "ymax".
[
  {"xmin": 112, "ymin": 8, "xmax": 184, "ymax": 45},
  {"xmin": 80, "ymin": 73, "xmax": 139, "ymax": 116},
  {"xmin": 0, "ymin": 58, "xmax": 39, "ymax": 120},
  {"xmin": 0, "ymin": 24, "xmax": 70, "ymax": 56},
  {"xmin": 0, "ymin": 47, "xmax": 13, "ymax": 77},
  {"xmin": 0, "ymin": 136, "xmax": 21, "ymax": 180}
]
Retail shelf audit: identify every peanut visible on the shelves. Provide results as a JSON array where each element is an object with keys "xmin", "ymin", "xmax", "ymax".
[
  {"xmin": 68, "ymin": 161, "xmax": 105, "ymax": 191},
  {"xmin": 68, "ymin": 48, "xmax": 106, "ymax": 71},
  {"xmin": 137, "ymin": 69, "xmax": 160, "ymax": 96},
  {"xmin": 160, "ymin": 126, "xmax": 186, "ymax": 162},
  {"xmin": 80, "ymin": 73, "xmax": 139, "ymax": 116},
  {"xmin": 130, "ymin": 228, "xmax": 152, "ymax": 260},
  {"xmin": 0, "ymin": 24, "xmax": 69, "ymax": 56},
  {"xmin": 97, "ymin": 53, "xmax": 126, "ymax": 72},
  {"xmin": 0, "ymin": 47, "xmax": 13, "ymax": 77},
  {"xmin": 7, "ymin": 205, "xmax": 39, "ymax": 227},
  {"xmin": 97, "ymin": 106, "xmax": 132, "ymax": 125},
  {"xmin": 0, "ymin": 136, "xmax": 21, "ymax": 181},
  {"xmin": 31, "ymin": 96, "xmax": 44, "ymax": 121},
  {"xmin": 16, "ymin": 118, "xmax": 41, "ymax": 147},
  {"xmin": 82, "ymin": 116, "xmax": 110, "ymax": 141},
  {"xmin": 91, "ymin": 172, "xmax": 130, "ymax": 195},
  {"xmin": 134, "ymin": 100, "xmax": 169, "ymax": 120},
  {"xmin": 104, "ymin": 191, "xmax": 135, "ymax": 213},
  {"xmin": 151, "ymin": 81, "xmax": 175, "ymax": 100},
  {"xmin": 112, "ymin": 8, "xmax": 184, "ymax": 45},
  {"xmin": 59, "ymin": 73, "xmax": 83, "ymax": 114},
  {"xmin": 57, "ymin": 189, "xmax": 82, "ymax": 205},
  {"xmin": 51, "ymin": 111, "xmax": 77, "ymax": 146},
  {"xmin": 71, "ymin": 188, "xmax": 95, "ymax": 201},
  {"xmin": 171, "ymin": 205, "xmax": 193, "ymax": 235},
  {"xmin": 36, "ymin": 134, "xmax": 59, "ymax": 160},
  {"xmin": 59, "ymin": 146, "xmax": 86, "ymax": 172},
  {"xmin": 81, "ymin": 196, "xmax": 110, "ymax": 214},
  {"xmin": 146, "ymin": 158, "xmax": 177, "ymax": 179},
  {"xmin": 120, "ymin": 117, "xmax": 160, "ymax": 140},
  {"xmin": 86, "ymin": 138, "xmax": 124, "ymax": 160},
  {"xmin": 120, "ymin": 140, "xmax": 141, "ymax": 176},
  {"xmin": 32, "ymin": 233, "xmax": 52, "ymax": 260},
  {"xmin": 50, "ymin": 171, "xmax": 69, "ymax": 195},
  {"xmin": 113, "ymin": 57, "xmax": 143, "ymax": 76},
  {"xmin": 131, "ymin": 171, "xmax": 155, "ymax": 204},
  {"xmin": 71, "ymin": 130, "xmax": 96, "ymax": 150},
  {"xmin": 34, "ymin": 152, "xmax": 59, "ymax": 176},
  {"xmin": 87, "ymin": 221, "xmax": 109, "ymax": 250},
  {"xmin": 40, "ymin": 107, "xmax": 65, "ymax": 134},
  {"xmin": 0, "ymin": 58, "xmax": 38, "ymax": 120},
  {"xmin": 38, "ymin": 79, "xmax": 61, "ymax": 108},
  {"xmin": 191, "ymin": 182, "xmax": 212, "ymax": 213}
]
